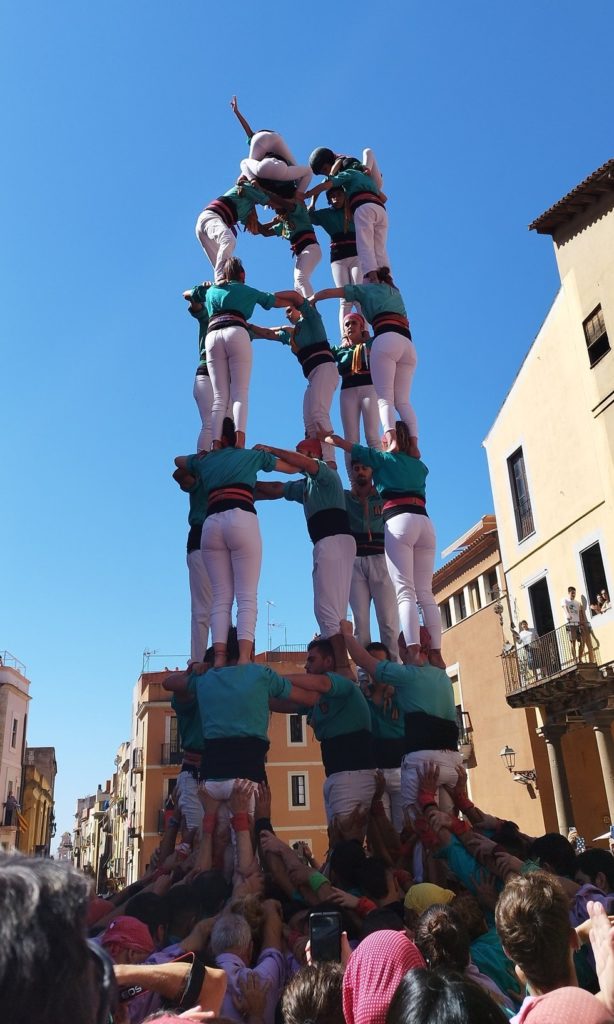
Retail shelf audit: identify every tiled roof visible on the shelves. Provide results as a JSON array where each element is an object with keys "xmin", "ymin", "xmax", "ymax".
[{"xmin": 529, "ymin": 158, "xmax": 614, "ymax": 235}]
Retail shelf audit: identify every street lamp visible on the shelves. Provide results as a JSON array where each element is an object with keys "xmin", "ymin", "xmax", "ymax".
[{"xmin": 500, "ymin": 745, "xmax": 537, "ymax": 786}]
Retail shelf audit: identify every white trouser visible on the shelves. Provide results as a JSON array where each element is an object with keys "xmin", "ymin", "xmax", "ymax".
[
  {"xmin": 206, "ymin": 325, "xmax": 252, "ymax": 440},
  {"xmin": 323, "ymin": 769, "xmax": 376, "ymax": 824},
  {"xmin": 175, "ymin": 770, "xmax": 203, "ymax": 833},
  {"xmin": 384, "ymin": 513, "xmax": 440, "ymax": 647},
  {"xmin": 353, "ymin": 203, "xmax": 390, "ymax": 277},
  {"xmin": 187, "ymin": 548, "xmax": 212, "ymax": 661},
  {"xmin": 303, "ymin": 362, "xmax": 339, "ymax": 465},
  {"xmin": 193, "ymin": 373, "xmax": 213, "ymax": 453},
  {"xmin": 202, "ymin": 509, "xmax": 262, "ymax": 643},
  {"xmin": 312, "ymin": 534, "xmax": 356, "ymax": 637},
  {"xmin": 340, "ymin": 384, "xmax": 381, "ymax": 477},
  {"xmin": 401, "ymin": 750, "xmax": 464, "ymax": 820},
  {"xmin": 370, "ymin": 331, "xmax": 418, "ymax": 436},
  {"xmin": 203, "ymin": 779, "xmax": 256, "ymax": 881},
  {"xmin": 331, "ymin": 256, "xmax": 362, "ymax": 336},
  {"xmin": 195, "ymin": 210, "xmax": 236, "ymax": 284},
  {"xmin": 349, "ymin": 554, "xmax": 400, "ymax": 661},
  {"xmin": 241, "ymin": 131, "xmax": 312, "ymax": 193},
  {"xmin": 294, "ymin": 243, "xmax": 321, "ymax": 298},
  {"xmin": 380, "ymin": 767, "xmax": 404, "ymax": 831}
]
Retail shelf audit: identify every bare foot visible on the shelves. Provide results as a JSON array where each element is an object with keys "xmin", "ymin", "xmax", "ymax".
[
  {"xmin": 429, "ymin": 651, "xmax": 447, "ymax": 670},
  {"xmin": 408, "ymin": 443, "xmax": 421, "ymax": 459},
  {"xmin": 404, "ymin": 646, "xmax": 429, "ymax": 667}
]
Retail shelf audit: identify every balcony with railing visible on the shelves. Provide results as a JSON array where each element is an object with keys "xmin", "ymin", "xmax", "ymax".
[
  {"xmin": 502, "ymin": 622, "xmax": 612, "ymax": 709},
  {"xmin": 132, "ymin": 748, "xmax": 143, "ymax": 773},
  {"xmin": 161, "ymin": 741, "xmax": 183, "ymax": 766}
]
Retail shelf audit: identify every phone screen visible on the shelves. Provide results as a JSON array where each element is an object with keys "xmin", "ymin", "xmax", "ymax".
[{"xmin": 309, "ymin": 911, "xmax": 341, "ymax": 962}]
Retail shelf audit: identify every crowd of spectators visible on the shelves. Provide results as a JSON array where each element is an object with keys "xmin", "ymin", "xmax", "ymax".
[{"xmin": 3, "ymin": 761, "xmax": 614, "ymax": 1024}]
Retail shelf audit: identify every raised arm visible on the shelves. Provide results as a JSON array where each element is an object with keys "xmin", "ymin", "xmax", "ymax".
[
  {"xmin": 162, "ymin": 669, "xmax": 191, "ymax": 694},
  {"xmin": 254, "ymin": 444, "xmax": 319, "ymax": 475},
  {"xmin": 339, "ymin": 620, "xmax": 381, "ymax": 678},
  {"xmin": 230, "ymin": 95, "xmax": 255, "ymax": 140},
  {"xmin": 247, "ymin": 324, "xmax": 286, "ymax": 341},
  {"xmin": 304, "ymin": 179, "xmax": 334, "ymax": 200},
  {"xmin": 317, "ymin": 431, "xmax": 353, "ymax": 454}
]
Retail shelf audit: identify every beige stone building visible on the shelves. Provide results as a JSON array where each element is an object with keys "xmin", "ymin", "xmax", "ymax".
[
  {"xmin": 483, "ymin": 158, "xmax": 614, "ymax": 837},
  {"xmin": 20, "ymin": 746, "xmax": 57, "ymax": 856},
  {"xmin": 0, "ymin": 652, "xmax": 30, "ymax": 853}
]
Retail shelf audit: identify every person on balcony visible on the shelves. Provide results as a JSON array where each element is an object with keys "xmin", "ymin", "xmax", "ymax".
[{"xmin": 562, "ymin": 586, "xmax": 582, "ymax": 659}]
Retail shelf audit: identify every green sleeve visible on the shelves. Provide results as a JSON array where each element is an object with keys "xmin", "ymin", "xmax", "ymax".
[
  {"xmin": 343, "ymin": 284, "xmax": 365, "ymax": 303},
  {"xmin": 284, "ymin": 480, "xmax": 305, "ymax": 504},
  {"xmin": 257, "ymin": 450, "xmax": 278, "ymax": 473},
  {"xmin": 266, "ymin": 668, "xmax": 293, "ymax": 700},
  {"xmin": 350, "ymin": 443, "xmax": 382, "ymax": 469},
  {"xmin": 309, "ymin": 209, "xmax": 327, "ymax": 226},
  {"xmin": 186, "ymin": 454, "xmax": 199, "ymax": 474},
  {"xmin": 257, "ymin": 290, "xmax": 277, "ymax": 310},
  {"xmin": 374, "ymin": 660, "xmax": 407, "ymax": 689}
]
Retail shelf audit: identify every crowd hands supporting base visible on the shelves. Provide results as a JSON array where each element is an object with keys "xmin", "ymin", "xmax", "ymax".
[{"xmin": 5, "ymin": 715, "xmax": 614, "ymax": 1024}]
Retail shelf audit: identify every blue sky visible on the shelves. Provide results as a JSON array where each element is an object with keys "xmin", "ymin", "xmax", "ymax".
[{"xmin": 1, "ymin": 1, "xmax": 612, "ymax": 846}]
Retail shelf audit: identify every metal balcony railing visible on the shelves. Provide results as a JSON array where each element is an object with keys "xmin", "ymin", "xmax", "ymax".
[
  {"xmin": 502, "ymin": 622, "xmax": 602, "ymax": 697},
  {"xmin": 160, "ymin": 741, "xmax": 183, "ymax": 766}
]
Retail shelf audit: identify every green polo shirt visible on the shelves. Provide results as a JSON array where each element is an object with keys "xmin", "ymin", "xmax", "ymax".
[
  {"xmin": 284, "ymin": 462, "xmax": 346, "ymax": 519},
  {"xmin": 350, "ymin": 445, "xmax": 428, "ymax": 500},
  {"xmin": 191, "ymin": 664, "xmax": 292, "ymax": 741},
  {"xmin": 223, "ymin": 182, "xmax": 270, "ymax": 224},
  {"xmin": 291, "ymin": 299, "xmax": 328, "ymax": 350},
  {"xmin": 171, "ymin": 685, "xmax": 206, "ymax": 752},
  {"xmin": 187, "ymin": 447, "xmax": 278, "ymax": 500},
  {"xmin": 205, "ymin": 281, "xmax": 277, "ymax": 320},
  {"xmin": 295, "ymin": 674, "xmax": 372, "ymax": 740},
  {"xmin": 187, "ymin": 475, "xmax": 207, "ymax": 526},
  {"xmin": 373, "ymin": 661, "xmax": 457, "ymax": 721},
  {"xmin": 342, "ymin": 283, "xmax": 407, "ymax": 323},
  {"xmin": 272, "ymin": 202, "xmax": 314, "ymax": 241},
  {"xmin": 309, "ymin": 207, "xmax": 356, "ymax": 238},
  {"xmin": 329, "ymin": 167, "xmax": 379, "ymax": 198},
  {"xmin": 367, "ymin": 696, "xmax": 405, "ymax": 741},
  {"xmin": 344, "ymin": 490, "xmax": 384, "ymax": 537}
]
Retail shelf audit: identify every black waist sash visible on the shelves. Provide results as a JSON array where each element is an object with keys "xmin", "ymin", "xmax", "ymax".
[
  {"xmin": 206, "ymin": 483, "xmax": 256, "ymax": 518},
  {"xmin": 374, "ymin": 737, "xmax": 406, "ymax": 769},
  {"xmin": 206, "ymin": 195, "xmax": 239, "ymax": 230},
  {"xmin": 202, "ymin": 737, "xmax": 269, "ymax": 782},
  {"xmin": 195, "ymin": 364, "xmax": 209, "ymax": 377},
  {"xmin": 207, "ymin": 310, "xmax": 248, "ymax": 333},
  {"xmin": 340, "ymin": 369, "xmax": 374, "ymax": 389},
  {"xmin": 290, "ymin": 229, "xmax": 318, "ymax": 256},
  {"xmin": 308, "ymin": 507, "xmax": 353, "ymax": 544},
  {"xmin": 187, "ymin": 522, "xmax": 203, "ymax": 554},
  {"xmin": 349, "ymin": 190, "xmax": 385, "ymax": 213},
  {"xmin": 297, "ymin": 340, "xmax": 335, "ymax": 379},
  {"xmin": 353, "ymin": 531, "xmax": 385, "ymax": 556},
  {"xmin": 330, "ymin": 232, "xmax": 358, "ymax": 262},
  {"xmin": 404, "ymin": 712, "xmax": 459, "ymax": 755},
  {"xmin": 321, "ymin": 729, "xmax": 376, "ymax": 777},
  {"xmin": 382, "ymin": 493, "xmax": 427, "ymax": 522},
  {"xmin": 371, "ymin": 312, "xmax": 412, "ymax": 341}
]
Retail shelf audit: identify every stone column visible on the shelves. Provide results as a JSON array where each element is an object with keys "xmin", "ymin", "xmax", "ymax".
[
  {"xmin": 585, "ymin": 711, "xmax": 614, "ymax": 824},
  {"xmin": 537, "ymin": 722, "xmax": 573, "ymax": 835}
]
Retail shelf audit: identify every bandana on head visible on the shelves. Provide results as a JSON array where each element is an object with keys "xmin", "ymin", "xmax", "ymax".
[{"xmin": 342, "ymin": 929, "xmax": 425, "ymax": 1024}]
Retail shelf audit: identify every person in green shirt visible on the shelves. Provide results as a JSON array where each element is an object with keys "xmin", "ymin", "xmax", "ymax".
[
  {"xmin": 331, "ymin": 313, "xmax": 380, "ymax": 476},
  {"xmin": 254, "ymin": 439, "xmax": 356, "ymax": 675},
  {"xmin": 204, "ymin": 256, "xmax": 302, "ymax": 450},
  {"xmin": 162, "ymin": 660, "xmax": 210, "ymax": 849},
  {"xmin": 320, "ymin": 424, "xmax": 443, "ymax": 668},
  {"xmin": 257, "ymin": 198, "xmax": 321, "ymax": 298},
  {"xmin": 183, "ymin": 283, "xmax": 212, "ymax": 454},
  {"xmin": 172, "ymin": 463, "xmax": 211, "ymax": 663},
  {"xmin": 312, "ymin": 269, "xmax": 418, "ymax": 456},
  {"xmin": 309, "ymin": 187, "xmax": 361, "ymax": 337}
]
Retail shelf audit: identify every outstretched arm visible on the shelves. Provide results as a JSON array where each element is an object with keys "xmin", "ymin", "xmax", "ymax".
[
  {"xmin": 304, "ymin": 180, "xmax": 334, "ymax": 200},
  {"xmin": 286, "ymin": 673, "xmax": 332, "ymax": 694},
  {"xmin": 311, "ymin": 287, "xmax": 346, "ymax": 304},
  {"xmin": 162, "ymin": 670, "xmax": 191, "ymax": 694},
  {"xmin": 272, "ymin": 289, "xmax": 304, "ymax": 307},
  {"xmin": 339, "ymin": 620, "xmax": 380, "ymax": 678},
  {"xmin": 248, "ymin": 324, "xmax": 286, "ymax": 341},
  {"xmin": 317, "ymin": 430, "xmax": 353, "ymax": 454},
  {"xmin": 254, "ymin": 482, "xmax": 285, "ymax": 500},
  {"xmin": 254, "ymin": 444, "xmax": 319, "ymax": 475},
  {"xmin": 230, "ymin": 95, "xmax": 255, "ymax": 140}
]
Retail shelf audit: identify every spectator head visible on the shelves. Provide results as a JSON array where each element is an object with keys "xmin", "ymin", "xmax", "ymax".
[
  {"xmin": 519, "ymin": 620, "xmax": 529, "ymax": 630},
  {"xmin": 358, "ymin": 857, "xmax": 390, "ymax": 901},
  {"xmin": 0, "ymin": 853, "xmax": 114, "ymax": 1024},
  {"xmin": 575, "ymin": 848, "xmax": 614, "ymax": 893},
  {"xmin": 123, "ymin": 891, "xmax": 170, "ymax": 946},
  {"xmin": 404, "ymin": 883, "xmax": 455, "ymax": 918},
  {"xmin": 210, "ymin": 913, "xmax": 253, "ymax": 964},
  {"xmin": 189, "ymin": 870, "xmax": 231, "ymax": 917},
  {"xmin": 282, "ymin": 961, "xmax": 345, "ymax": 1024},
  {"xmin": 100, "ymin": 915, "xmax": 155, "ymax": 964},
  {"xmin": 329, "ymin": 840, "xmax": 367, "ymax": 890},
  {"xmin": 414, "ymin": 905, "xmax": 470, "ymax": 971},
  {"xmin": 230, "ymin": 894, "xmax": 265, "ymax": 948},
  {"xmin": 305, "ymin": 638, "xmax": 336, "ymax": 674},
  {"xmin": 451, "ymin": 893, "xmax": 488, "ymax": 941},
  {"xmin": 495, "ymin": 871, "xmax": 577, "ymax": 994},
  {"xmin": 386, "ymin": 967, "xmax": 509, "ymax": 1024},
  {"xmin": 528, "ymin": 833, "xmax": 576, "ymax": 878},
  {"xmin": 343, "ymin": 930, "xmax": 425, "ymax": 1024},
  {"xmin": 493, "ymin": 820, "xmax": 531, "ymax": 859}
]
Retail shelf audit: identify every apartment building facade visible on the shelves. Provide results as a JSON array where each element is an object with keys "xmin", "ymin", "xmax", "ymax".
[
  {"xmin": 483, "ymin": 159, "xmax": 614, "ymax": 837},
  {"xmin": 0, "ymin": 653, "xmax": 30, "ymax": 852}
]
